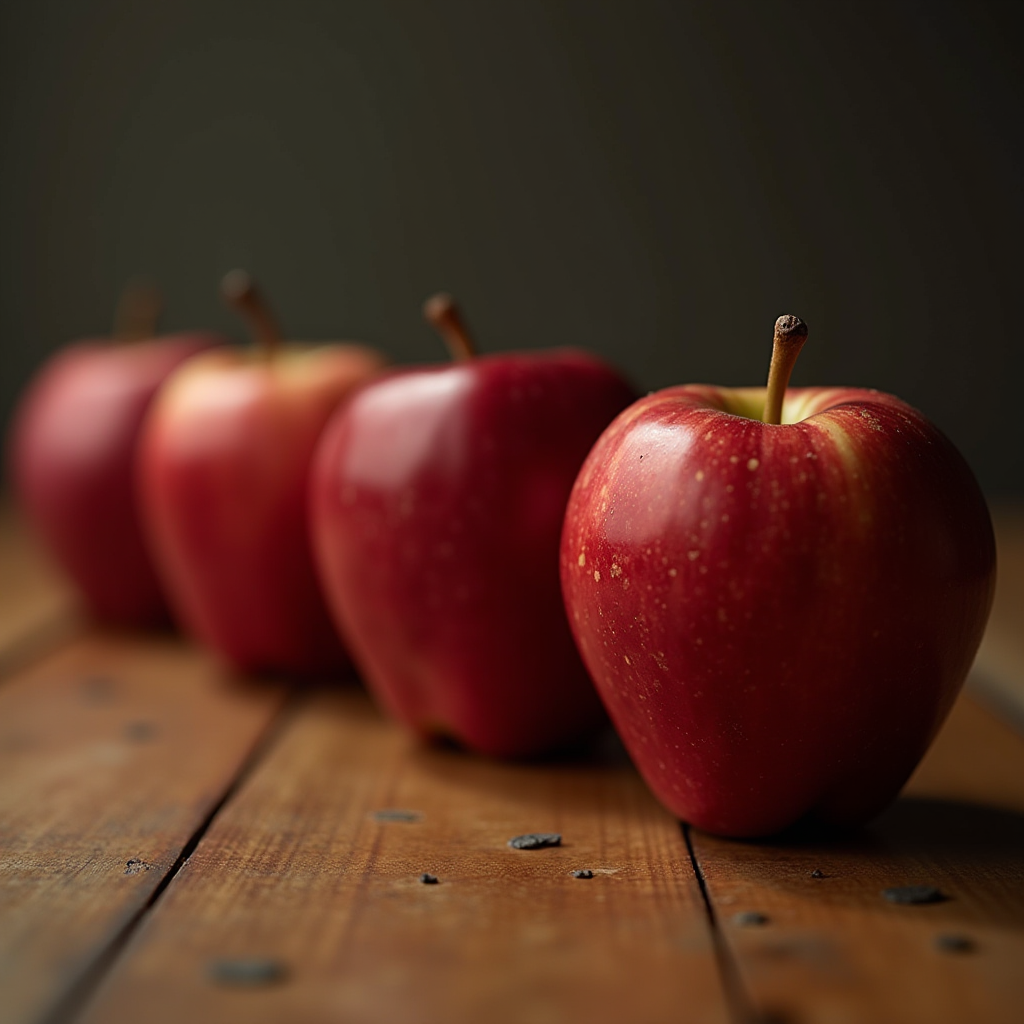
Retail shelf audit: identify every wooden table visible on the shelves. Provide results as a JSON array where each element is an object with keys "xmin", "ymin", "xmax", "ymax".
[{"xmin": 2, "ymin": 506, "xmax": 1023, "ymax": 1024}]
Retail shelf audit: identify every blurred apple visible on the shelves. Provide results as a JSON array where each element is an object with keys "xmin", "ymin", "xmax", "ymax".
[
  {"xmin": 10, "ymin": 283, "xmax": 225, "ymax": 626},
  {"xmin": 311, "ymin": 294, "xmax": 637, "ymax": 755},
  {"xmin": 139, "ymin": 271, "xmax": 386, "ymax": 675}
]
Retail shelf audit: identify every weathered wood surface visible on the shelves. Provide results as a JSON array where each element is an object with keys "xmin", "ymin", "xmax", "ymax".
[
  {"xmin": 0, "ymin": 511, "xmax": 1022, "ymax": 1024},
  {"xmin": 689, "ymin": 693, "xmax": 1024, "ymax": 1024},
  {"xmin": 0, "ymin": 634, "xmax": 287, "ymax": 1024},
  {"xmin": 79, "ymin": 688, "xmax": 730, "ymax": 1024}
]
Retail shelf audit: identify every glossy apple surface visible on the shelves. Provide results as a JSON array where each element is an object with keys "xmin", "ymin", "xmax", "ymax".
[
  {"xmin": 11, "ymin": 333, "xmax": 223, "ymax": 626},
  {"xmin": 311, "ymin": 351, "xmax": 637, "ymax": 756},
  {"xmin": 140, "ymin": 343, "xmax": 385, "ymax": 674},
  {"xmin": 561, "ymin": 384, "xmax": 996, "ymax": 836}
]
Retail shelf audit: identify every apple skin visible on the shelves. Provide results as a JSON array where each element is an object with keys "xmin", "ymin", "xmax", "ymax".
[
  {"xmin": 310, "ymin": 351, "xmax": 637, "ymax": 757},
  {"xmin": 139, "ymin": 343, "xmax": 385, "ymax": 675},
  {"xmin": 10, "ymin": 333, "xmax": 224, "ymax": 626},
  {"xmin": 560, "ymin": 385, "xmax": 996, "ymax": 837}
]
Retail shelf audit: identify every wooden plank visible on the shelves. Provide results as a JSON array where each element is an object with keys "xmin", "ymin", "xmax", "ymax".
[
  {"xmin": 687, "ymin": 691, "xmax": 1024, "ymax": 1024},
  {"xmin": 972, "ymin": 509, "xmax": 1024, "ymax": 732},
  {"xmin": 0, "ymin": 503, "xmax": 78, "ymax": 675},
  {"xmin": 0, "ymin": 632, "xmax": 286, "ymax": 1024},
  {"xmin": 79, "ymin": 689, "xmax": 729, "ymax": 1024}
]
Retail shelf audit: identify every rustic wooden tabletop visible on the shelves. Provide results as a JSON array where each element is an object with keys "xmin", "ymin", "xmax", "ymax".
[{"xmin": 1, "ymin": 505, "xmax": 1022, "ymax": 1024}]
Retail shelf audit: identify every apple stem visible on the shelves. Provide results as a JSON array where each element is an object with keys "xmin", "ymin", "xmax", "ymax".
[
  {"xmin": 112, "ymin": 281, "xmax": 163, "ymax": 342},
  {"xmin": 221, "ymin": 270, "xmax": 284, "ymax": 358},
  {"xmin": 763, "ymin": 315, "xmax": 809, "ymax": 425},
  {"xmin": 423, "ymin": 293, "xmax": 477, "ymax": 362}
]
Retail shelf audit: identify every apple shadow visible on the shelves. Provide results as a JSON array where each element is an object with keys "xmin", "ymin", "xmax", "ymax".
[
  {"xmin": 705, "ymin": 796, "xmax": 1024, "ymax": 929},
  {"xmin": 766, "ymin": 794, "xmax": 1024, "ymax": 861},
  {"xmin": 869, "ymin": 795, "xmax": 1024, "ymax": 863},
  {"xmin": 415, "ymin": 720, "xmax": 636, "ymax": 769},
  {"xmin": 198, "ymin": 652, "xmax": 369, "ymax": 699},
  {"xmin": 78, "ymin": 622, "xmax": 367, "ymax": 697},
  {"xmin": 396, "ymin": 722, "xmax": 647, "ymax": 817}
]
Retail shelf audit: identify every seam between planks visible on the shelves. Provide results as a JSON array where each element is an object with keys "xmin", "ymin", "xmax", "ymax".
[
  {"xmin": 38, "ymin": 690, "xmax": 301, "ymax": 1024},
  {"xmin": 682, "ymin": 823, "xmax": 761, "ymax": 1024}
]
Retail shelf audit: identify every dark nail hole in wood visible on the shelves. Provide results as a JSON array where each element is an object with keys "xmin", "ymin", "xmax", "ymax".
[
  {"xmin": 373, "ymin": 809, "xmax": 423, "ymax": 823},
  {"xmin": 508, "ymin": 833, "xmax": 562, "ymax": 850},
  {"xmin": 732, "ymin": 911, "xmax": 769, "ymax": 927},
  {"xmin": 420, "ymin": 873, "xmax": 439, "ymax": 885},
  {"xmin": 207, "ymin": 959, "xmax": 288, "ymax": 986},
  {"xmin": 124, "ymin": 858, "xmax": 152, "ymax": 875},
  {"xmin": 124, "ymin": 720, "xmax": 158, "ymax": 742},
  {"xmin": 882, "ymin": 884, "xmax": 947, "ymax": 905},
  {"xmin": 571, "ymin": 869, "xmax": 594, "ymax": 879}
]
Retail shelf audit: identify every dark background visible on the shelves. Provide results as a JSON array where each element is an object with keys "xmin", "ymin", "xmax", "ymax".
[{"xmin": 2, "ymin": 0, "xmax": 1022, "ymax": 496}]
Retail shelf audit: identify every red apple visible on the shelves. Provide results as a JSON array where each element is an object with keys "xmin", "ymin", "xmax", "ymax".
[
  {"xmin": 561, "ymin": 316, "xmax": 996, "ymax": 837},
  {"xmin": 310, "ymin": 295, "xmax": 637, "ymax": 756},
  {"xmin": 10, "ymin": 283, "xmax": 225, "ymax": 626},
  {"xmin": 139, "ymin": 271, "xmax": 386, "ymax": 675}
]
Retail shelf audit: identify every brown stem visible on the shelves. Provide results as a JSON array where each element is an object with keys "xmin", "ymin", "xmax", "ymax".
[
  {"xmin": 763, "ymin": 314, "xmax": 808, "ymax": 425},
  {"xmin": 423, "ymin": 293, "xmax": 477, "ymax": 362},
  {"xmin": 113, "ymin": 281, "xmax": 163, "ymax": 342},
  {"xmin": 221, "ymin": 270, "xmax": 284, "ymax": 357}
]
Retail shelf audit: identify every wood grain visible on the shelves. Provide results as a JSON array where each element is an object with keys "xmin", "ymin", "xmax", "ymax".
[
  {"xmin": 2, "ymin": 508, "xmax": 1021, "ymax": 1024},
  {"xmin": 688, "ymin": 692, "xmax": 1024, "ymax": 1024},
  {"xmin": 80, "ymin": 689, "xmax": 729, "ymax": 1024},
  {"xmin": 0, "ymin": 632, "xmax": 286, "ymax": 1024}
]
